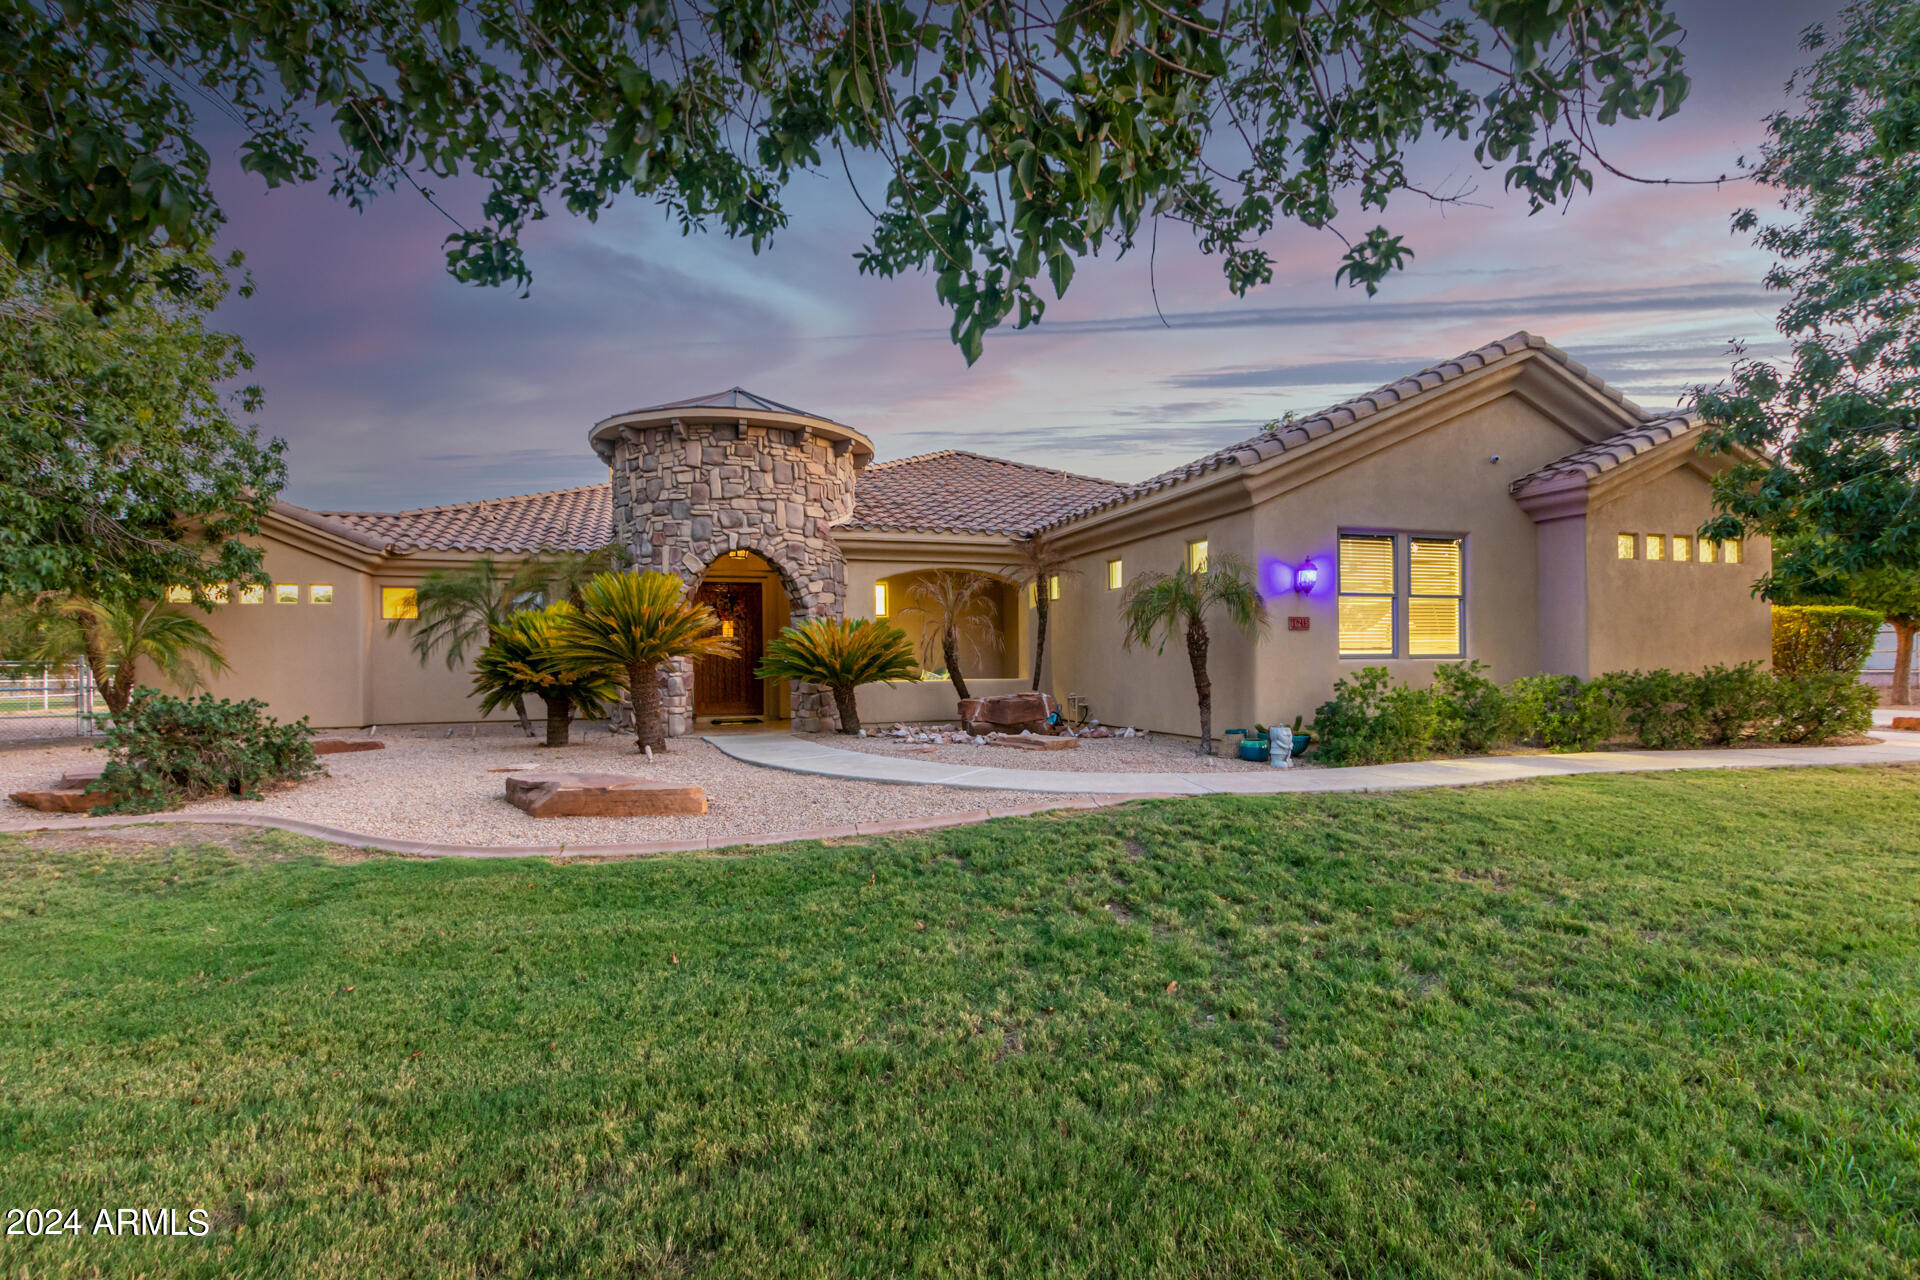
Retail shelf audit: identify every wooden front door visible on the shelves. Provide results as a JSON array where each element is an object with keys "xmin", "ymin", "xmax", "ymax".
[{"xmin": 693, "ymin": 582, "xmax": 763, "ymax": 716}]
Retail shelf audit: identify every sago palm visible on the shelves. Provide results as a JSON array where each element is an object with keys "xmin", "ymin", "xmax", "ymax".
[
  {"xmin": 23, "ymin": 595, "xmax": 228, "ymax": 716},
  {"xmin": 551, "ymin": 571, "xmax": 736, "ymax": 751},
  {"xmin": 755, "ymin": 617, "xmax": 919, "ymax": 735},
  {"xmin": 472, "ymin": 604, "xmax": 623, "ymax": 748},
  {"xmin": 900, "ymin": 570, "xmax": 1001, "ymax": 700},
  {"xmin": 1001, "ymin": 531, "xmax": 1074, "ymax": 692},
  {"xmin": 1120, "ymin": 555, "xmax": 1268, "ymax": 755}
]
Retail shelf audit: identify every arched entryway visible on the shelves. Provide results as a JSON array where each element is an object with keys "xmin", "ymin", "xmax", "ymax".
[{"xmin": 691, "ymin": 549, "xmax": 795, "ymax": 723}]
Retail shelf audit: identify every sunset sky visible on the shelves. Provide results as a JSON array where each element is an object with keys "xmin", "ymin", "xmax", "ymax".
[{"xmin": 207, "ymin": 0, "xmax": 1841, "ymax": 512}]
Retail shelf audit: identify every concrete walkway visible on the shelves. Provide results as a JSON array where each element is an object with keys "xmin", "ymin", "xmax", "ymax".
[{"xmin": 705, "ymin": 728, "xmax": 1920, "ymax": 795}]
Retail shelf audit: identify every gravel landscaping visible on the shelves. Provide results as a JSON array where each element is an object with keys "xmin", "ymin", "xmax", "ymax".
[
  {"xmin": 0, "ymin": 725, "xmax": 1089, "ymax": 847},
  {"xmin": 834, "ymin": 727, "xmax": 1308, "ymax": 773}
]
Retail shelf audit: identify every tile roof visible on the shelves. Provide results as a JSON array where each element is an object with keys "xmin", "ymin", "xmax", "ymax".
[
  {"xmin": 841, "ymin": 450, "xmax": 1129, "ymax": 536},
  {"xmin": 1029, "ymin": 331, "xmax": 1656, "ymax": 532},
  {"xmin": 302, "ymin": 484, "xmax": 616, "ymax": 554},
  {"xmin": 1506, "ymin": 414, "xmax": 1701, "ymax": 496}
]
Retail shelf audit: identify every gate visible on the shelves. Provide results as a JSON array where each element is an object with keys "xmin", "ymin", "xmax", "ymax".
[{"xmin": 0, "ymin": 661, "xmax": 103, "ymax": 741}]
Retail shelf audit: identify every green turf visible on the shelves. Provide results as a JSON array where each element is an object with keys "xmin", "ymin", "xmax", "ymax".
[{"xmin": 2, "ymin": 766, "xmax": 1917, "ymax": 1278}]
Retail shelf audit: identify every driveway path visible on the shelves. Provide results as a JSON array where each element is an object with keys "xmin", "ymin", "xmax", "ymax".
[{"xmin": 704, "ymin": 728, "xmax": 1920, "ymax": 794}]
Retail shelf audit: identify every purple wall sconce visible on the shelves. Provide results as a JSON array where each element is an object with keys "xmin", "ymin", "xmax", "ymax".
[{"xmin": 1260, "ymin": 557, "xmax": 1321, "ymax": 597}]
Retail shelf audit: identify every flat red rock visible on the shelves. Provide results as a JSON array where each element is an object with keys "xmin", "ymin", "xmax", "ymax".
[
  {"xmin": 1891, "ymin": 716, "xmax": 1920, "ymax": 731},
  {"xmin": 9, "ymin": 787, "xmax": 116, "ymax": 813},
  {"xmin": 504, "ymin": 773, "xmax": 707, "ymax": 818},
  {"xmin": 57, "ymin": 764, "xmax": 106, "ymax": 789},
  {"xmin": 988, "ymin": 734, "xmax": 1078, "ymax": 751},
  {"xmin": 311, "ymin": 738, "xmax": 385, "ymax": 754}
]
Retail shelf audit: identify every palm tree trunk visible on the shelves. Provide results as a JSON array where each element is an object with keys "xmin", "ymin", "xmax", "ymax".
[
  {"xmin": 943, "ymin": 626, "xmax": 970, "ymax": 700},
  {"xmin": 1031, "ymin": 593, "xmax": 1049, "ymax": 692},
  {"xmin": 630, "ymin": 661, "xmax": 665, "ymax": 751},
  {"xmin": 1893, "ymin": 618, "xmax": 1915, "ymax": 706},
  {"xmin": 74, "ymin": 612, "xmax": 127, "ymax": 716},
  {"xmin": 511, "ymin": 693, "xmax": 536, "ymax": 737},
  {"xmin": 831, "ymin": 685, "xmax": 862, "ymax": 735},
  {"xmin": 1185, "ymin": 616, "xmax": 1213, "ymax": 755},
  {"xmin": 543, "ymin": 695, "xmax": 573, "ymax": 748}
]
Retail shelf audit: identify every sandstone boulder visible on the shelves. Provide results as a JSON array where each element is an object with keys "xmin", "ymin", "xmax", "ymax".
[
  {"xmin": 311, "ymin": 738, "xmax": 385, "ymax": 755},
  {"xmin": 987, "ymin": 733, "xmax": 1078, "ymax": 751},
  {"xmin": 9, "ymin": 787, "xmax": 115, "ymax": 813},
  {"xmin": 505, "ymin": 773, "xmax": 706, "ymax": 818},
  {"xmin": 1891, "ymin": 716, "xmax": 1920, "ymax": 731},
  {"xmin": 57, "ymin": 764, "xmax": 106, "ymax": 789},
  {"xmin": 962, "ymin": 691, "xmax": 1060, "ymax": 735}
]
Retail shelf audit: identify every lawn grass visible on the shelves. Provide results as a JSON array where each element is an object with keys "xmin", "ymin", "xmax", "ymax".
[{"xmin": 1, "ymin": 766, "xmax": 1917, "ymax": 1278}]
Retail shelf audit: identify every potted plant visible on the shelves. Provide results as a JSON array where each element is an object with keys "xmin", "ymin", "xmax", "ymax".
[{"xmin": 1289, "ymin": 714, "xmax": 1313, "ymax": 755}]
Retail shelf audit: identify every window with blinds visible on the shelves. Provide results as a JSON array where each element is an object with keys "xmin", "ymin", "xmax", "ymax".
[
  {"xmin": 1338, "ymin": 535, "xmax": 1396, "ymax": 656},
  {"xmin": 1407, "ymin": 538, "xmax": 1463, "ymax": 656},
  {"xmin": 1338, "ymin": 533, "xmax": 1465, "ymax": 658}
]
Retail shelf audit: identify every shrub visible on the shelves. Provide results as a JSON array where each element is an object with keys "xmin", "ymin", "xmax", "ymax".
[
  {"xmin": 1312, "ymin": 667, "xmax": 1438, "ymax": 766},
  {"xmin": 754, "ymin": 616, "xmax": 920, "ymax": 735},
  {"xmin": 1431, "ymin": 661, "xmax": 1515, "ymax": 755},
  {"xmin": 1772, "ymin": 605, "xmax": 1883, "ymax": 676},
  {"xmin": 1769, "ymin": 672, "xmax": 1876, "ymax": 743},
  {"xmin": 1605, "ymin": 669, "xmax": 1707, "ymax": 750},
  {"xmin": 96, "ymin": 689, "xmax": 321, "ymax": 813},
  {"xmin": 1696, "ymin": 662, "xmax": 1772, "ymax": 745},
  {"xmin": 1508, "ymin": 674, "xmax": 1619, "ymax": 752}
]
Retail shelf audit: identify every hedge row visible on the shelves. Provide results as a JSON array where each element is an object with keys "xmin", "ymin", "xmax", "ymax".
[{"xmin": 1310, "ymin": 661, "xmax": 1876, "ymax": 767}]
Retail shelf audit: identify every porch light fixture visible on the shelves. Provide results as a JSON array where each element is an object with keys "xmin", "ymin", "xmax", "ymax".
[
  {"xmin": 721, "ymin": 619, "xmax": 736, "ymax": 638},
  {"xmin": 1292, "ymin": 560, "xmax": 1320, "ymax": 595}
]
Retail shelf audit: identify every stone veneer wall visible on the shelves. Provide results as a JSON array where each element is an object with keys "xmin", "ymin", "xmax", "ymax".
[{"xmin": 606, "ymin": 418, "xmax": 864, "ymax": 734}]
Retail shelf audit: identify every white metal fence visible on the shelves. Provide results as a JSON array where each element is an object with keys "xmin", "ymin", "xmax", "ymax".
[{"xmin": 0, "ymin": 661, "xmax": 103, "ymax": 740}]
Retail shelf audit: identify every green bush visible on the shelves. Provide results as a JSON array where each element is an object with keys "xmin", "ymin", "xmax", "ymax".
[
  {"xmin": 1310, "ymin": 669, "xmax": 1420, "ymax": 765},
  {"xmin": 1769, "ymin": 672, "xmax": 1876, "ymax": 743},
  {"xmin": 1604, "ymin": 669, "xmax": 1706, "ymax": 750},
  {"xmin": 1508, "ymin": 674, "xmax": 1619, "ymax": 752},
  {"xmin": 1696, "ymin": 662, "xmax": 1772, "ymax": 745},
  {"xmin": 1772, "ymin": 605, "xmax": 1883, "ymax": 676},
  {"xmin": 97, "ymin": 689, "xmax": 321, "ymax": 813},
  {"xmin": 1431, "ymin": 661, "xmax": 1515, "ymax": 755}
]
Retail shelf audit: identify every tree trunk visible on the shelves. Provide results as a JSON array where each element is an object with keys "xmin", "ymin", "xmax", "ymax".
[
  {"xmin": 1185, "ymin": 616, "xmax": 1213, "ymax": 755},
  {"xmin": 1031, "ymin": 592, "xmax": 1049, "ymax": 692},
  {"xmin": 943, "ymin": 626, "xmax": 970, "ymax": 700},
  {"xmin": 831, "ymin": 684, "xmax": 861, "ymax": 735},
  {"xmin": 1893, "ymin": 618, "xmax": 1915, "ymax": 706},
  {"xmin": 543, "ymin": 694, "xmax": 573, "ymax": 748},
  {"xmin": 630, "ymin": 661, "xmax": 665, "ymax": 751},
  {"xmin": 76, "ymin": 612, "xmax": 127, "ymax": 716},
  {"xmin": 511, "ymin": 693, "xmax": 536, "ymax": 738}
]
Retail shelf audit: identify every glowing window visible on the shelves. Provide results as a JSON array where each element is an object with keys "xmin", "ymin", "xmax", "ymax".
[
  {"xmin": 310, "ymin": 585, "xmax": 334, "ymax": 605},
  {"xmin": 1672, "ymin": 535, "xmax": 1692, "ymax": 563},
  {"xmin": 874, "ymin": 582, "xmax": 889, "ymax": 617},
  {"xmin": 1107, "ymin": 559, "xmax": 1122, "ymax": 590},
  {"xmin": 1698, "ymin": 538, "xmax": 1717, "ymax": 564},
  {"xmin": 1338, "ymin": 535, "xmax": 1396, "ymax": 657},
  {"xmin": 164, "ymin": 585, "xmax": 192, "ymax": 604},
  {"xmin": 201, "ymin": 584, "xmax": 230, "ymax": 605},
  {"xmin": 381, "ymin": 587, "xmax": 418, "ymax": 620},
  {"xmin": 274, "ymin": 584, "xmax": 300, "ymax": 604},
  {"xmin": 1048, "ymin": 574, "xmax": 1061, "ymax": 601},
  {"xmin": 1646, "ymin": 536, "xmax": 1666, "ymax": 562},
  {"xmin": 1407, "ymin": 538, "xmax": 1464, "ymax": 657},
  {"xmin": 1616, "ymin": 534, "xmax": 1637, "ymax": 560},
  {"xmin": 1186, "ymin": 539, "xmax": 1209, "ymax": 574},
  {"xmin": 1723, "ymin": 539, "xmax": 1743, "ymax": 564},
  {"xmin": 238, "ymin": 584, "xmax": 266, "ymax": 605}
]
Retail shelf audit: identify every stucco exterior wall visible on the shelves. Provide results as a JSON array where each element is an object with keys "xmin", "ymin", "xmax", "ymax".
[{"xmin": 1583, "ymin": 463, "xmax": 1772, "ymax": 674}]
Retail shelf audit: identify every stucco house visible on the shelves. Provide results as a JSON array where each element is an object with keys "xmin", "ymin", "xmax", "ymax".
[{"xmin": 184, "ymin": 332, "xmax": 1771, "ymax": 738}]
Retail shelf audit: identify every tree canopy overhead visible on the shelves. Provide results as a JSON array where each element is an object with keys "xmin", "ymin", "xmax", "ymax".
[
  {"xmin": 3, "ymin": 0, "xmax": 1692, "ymax": 360},
  {"xmin": 1698, "ymin": 0, "xmax": 1920, "ymax": 588}
]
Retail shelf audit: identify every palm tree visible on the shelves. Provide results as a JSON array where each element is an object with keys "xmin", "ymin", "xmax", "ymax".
[
  {"xmin": 900, "ymin": 570, "xmax": 1002, "ymax": 700},
  {"xmin": 471, "ymin": 604, "xmax": 623, "ymax": 747},
  {"xmin": 392, "ymin": 557, "xmax": 548, "ymax": 735},
  {"xmin": 550, "ymin": 571, "xmax": 736, "ymax": 751},
  {"xmin": 17, "ymin": 595, "xmax": 228, "ymax": 716},
  {"xmin": 1001, "ymin": 532, "xmax": 1074, "ymax": 692},
  {"xmin": 1120, "ymin": 555, "xmax": 1268, "ymax": 755},
  {"xmin": 755, "ymin": 617, "xmax": 919, "ymax": 735}
]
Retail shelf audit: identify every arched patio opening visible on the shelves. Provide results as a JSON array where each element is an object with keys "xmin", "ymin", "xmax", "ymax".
[{"xmin": 689, "ymin": 548, "xmax": 800, "ymax": 724}]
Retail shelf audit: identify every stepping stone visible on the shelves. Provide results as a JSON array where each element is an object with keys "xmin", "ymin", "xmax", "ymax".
[
  {"xmin": 988, "ymin": 734, "xmax": 1078, "ymax": 751},
  {"xmin": 9, "ymin": 787, "xmax": 115, "ymax": 813},
  {"xmin": 57, "ymin": 764, "xmax": 106, "ymax": 789},
  {"xmin": 504, "ymin": 773, "xmax": 707, "ymax": 818},
  {"xmin": 1891, "ymin": 716, "xmax": 1920, "ymax": 730},
  {"xmin": 311, "ymin": 738, "xmax": 385, "ymax": 754}
]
